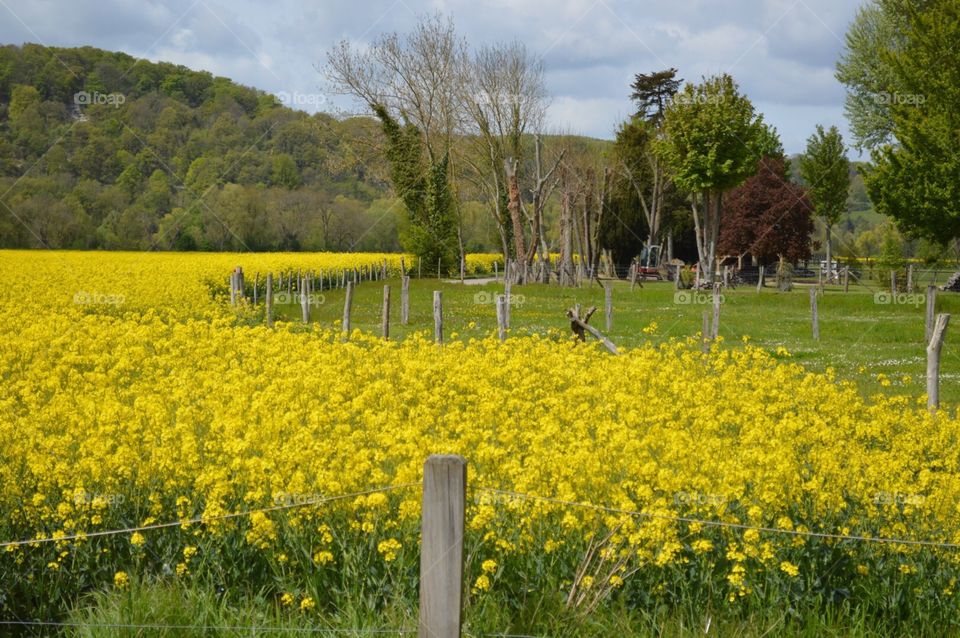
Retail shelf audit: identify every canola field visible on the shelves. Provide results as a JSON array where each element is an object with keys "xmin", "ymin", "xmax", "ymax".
[{"xmin": 2, "ymin": 250, "xmax": 960, "ymax": 629}]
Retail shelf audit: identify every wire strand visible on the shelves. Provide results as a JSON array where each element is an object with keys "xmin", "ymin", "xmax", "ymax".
[
  {"xmin": 476, "ymin": 486, "xmax": 960, "ymax": 550},
  {"xmin": 0, "ymin": 482, "xmax": 420, "ymax": 549}
]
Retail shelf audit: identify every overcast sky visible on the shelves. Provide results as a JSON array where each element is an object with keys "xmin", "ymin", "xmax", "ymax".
[{"xmin": 0, "ymin": 0, "xmax": 864, "ymax": 155}]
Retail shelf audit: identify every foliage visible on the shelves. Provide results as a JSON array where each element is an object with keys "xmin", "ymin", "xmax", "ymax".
[
  {"xmin": 862, "ymin": 0, "xmax": 960, "ymax": 244},
  {"xmin": 799, "ymin": 126, "xmax": 850, "ymax": 229},
  {"xmin": 719, "ymin": 157, "xmax": 814, "ymax": 264}
]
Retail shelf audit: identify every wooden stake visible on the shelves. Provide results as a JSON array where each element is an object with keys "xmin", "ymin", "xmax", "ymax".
[
  {"xmin": 927, "ymin": 313, "xmax": 950, "ymax": 412},
  {"xmin": 926, "ymin": 286, "xmax": 937, "ymax": 343},
  {"xmin": 342, "ymin": 281, "xmax": 354, "ymax": 340},
  {"xmin": 810, "ymin": 287, "xmax": 820, "ymax": 341},
  {"xmin": 907, "ymin": 264, "xmax": 914, "ymax": 294},
  {"xmin": 711, "ymin": 283, "xmax": 721, "ymax": 340},
  {"xmin": 891, "ymin": 270, "xmax": 898, "ymax": 295},
  {"xmin": 504, "ymin": 279, "xmax": 512, "ymax": 329},
  {"xmin": 300, "ymin": 276, "xmax": 309, "ymax": 323},
  {"xmin": 433, "ymin": 291, "xmax": 443, "ymax": 344},
  {"xmin": 843, "ymin": 266, "xmax": 850, "ymax": 293},
  {"xmin": 401, "ymin": 276, "xmax": 410, "ymax": 325},
  {"xmin": 702, "ymin": 310, "xmax": 710, "ymax": 354},
  {"xmin": 757, "ymin": 265, "xmax": 764, "ymax": 293},
  {"xmin": 265, "ymin": 273, "xmax": 273, "ymax": 328},
  {"xmin": 496, "ymin": 294, "xmax": 506, "ymax": 342},
  {"xmin": 605, "ymin": 284, "xmax": 613, "ymax": 332},
  {"xmin": 419, "ymin": 455, "xmax": 466, "ymax": 638},
  {"xmin": 382, "ymin": 284, "xmax": 391, "ymax": 340}
]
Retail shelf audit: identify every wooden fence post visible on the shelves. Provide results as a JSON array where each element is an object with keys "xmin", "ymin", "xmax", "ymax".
[
  {"xmin": 504, "ymin": 279, "xmax": 512, "ymax": 329},
  {"xmin": 702, "ymin": 310, "xmax": 710, "ymax": 354},
  {"xmin": 927, "ymin": 313, "xmax": 950, "ymax": 412},
  {"xmin": 300, "ymin": 276, "xmax": 310, "ymax": 323},
  {"xmin": 343, "ymin": 281, "xmax": 354, "ymax": 340},
  {"xmin": 907, "ymin": 264, "xmax": 914, "ymax": 294},
  {"xmin": 433, "ymin": 291, "xmax": 443, "ymax": 344},
  {"xmin": 926, "ymin": 286, "xmax": 937, "ymax": 343},
  {"xmin": 382, "ymin": 284, "xmax": 391, "ymax": 340},
  {"xmin": 496, "ymin": 294, "xmax": 507, "ymax": 342},
  {"xmin": 757, "ymin": 265, "xmax": 765, "ymax": 293},
  {"xmin": 494, "ymin": 261, "xmax": 498, "ymax": 282},
  {"xmin": 675, "ymin": 264, "xmax": 682, "ymax": 290},
  {"xmin": 401, "ymin": 276, "xmax": 410, "ymax": 325},
  {"xmin": 891, "ymin": 271, "xmax": 898, "ymax": 295},
  {"xmin": 711, "ymin": 283, "xmax": 721, "ymax": 340},
  {"xmin": 265, "ymin": 273, "xmax": 273, "ymax": 328},
  {"xmin": 419, "ymin": 455, "xmax": 466, "ymax": 638},
  {"xmin": 605, "ymin": 284, "xmax": 613, "ymax": 332},
  {"xmin": 810, "ymin": 288, "xmax": 820, "ymax": 341},
  {"xmin": 843, "ymin": 266, "xmax": 850, "ymax": 293}
]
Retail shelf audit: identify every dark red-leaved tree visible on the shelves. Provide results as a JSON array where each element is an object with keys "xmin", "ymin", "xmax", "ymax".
[{"xmin": 719, "ymin": 156, "xmax": 814, "ymax": 264}]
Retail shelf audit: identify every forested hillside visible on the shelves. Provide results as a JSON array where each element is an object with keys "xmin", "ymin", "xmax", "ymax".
[{"xmin": 0, "ymin": 44, "xmax": 408, "ymax": 251}]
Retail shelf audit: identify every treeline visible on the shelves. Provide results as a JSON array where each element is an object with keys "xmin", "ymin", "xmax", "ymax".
[{"xmin": 0, "ymin": 44, "xmax": 417, "ymax": 251}]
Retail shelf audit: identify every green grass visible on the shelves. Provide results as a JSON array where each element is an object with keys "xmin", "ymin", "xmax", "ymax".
[
  {"xmin": 62, "ymin": 579, "xmax": 940, "ymax": 637},
  {"xmin": 268, "ymin": 276, "xmax": 960, "ymax": 407}
]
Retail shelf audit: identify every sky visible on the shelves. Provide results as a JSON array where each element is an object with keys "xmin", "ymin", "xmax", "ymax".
[{"xmin": 0, "ymin": 0, "xmax": 865, "ymax": 155}]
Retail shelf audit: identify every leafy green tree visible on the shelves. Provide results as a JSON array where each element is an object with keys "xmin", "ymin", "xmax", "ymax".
[
  {"xmin": 861, "ymin": 0, "xmax": 960, "ymax": 244},
  {"xmin": 800, "ymin": 125, "xmax": 849, "ymax": 280},
  {"xmin": 270, "ymin": 153, "xmax": 301, "ymax": 189},
  {"xmin": 653, "ymin": 74, "xmax": 779, "ymax": 283}
]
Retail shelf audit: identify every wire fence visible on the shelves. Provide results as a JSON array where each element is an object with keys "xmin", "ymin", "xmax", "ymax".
[
  {"xmin": 475, "ymin": 486, "xmax": 960, "ymax": 550},
  {"xmin": 0, "ymin": 482, "xmax": 420, "ymax": 550}
]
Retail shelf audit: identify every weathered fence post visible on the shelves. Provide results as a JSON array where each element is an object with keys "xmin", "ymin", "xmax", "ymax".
[
  {"xmin": 927, "ymin": 313, "xmax": 951, "ymax": 412},
  {"xmin": 401, "ymin": 276, "xmax": 410, "ymax": 325},
  {"xmin": 810, "ymin": 287, "xmax": 820, "ymax": 341},
  {"xmin": 496, "ymin": 294, "xmax": 507, "ymax": 342},
  {"xmin": 675, "ymin": 264, "xmax": 682, "ymax": 290},
  {"xmin": 433, "ymin": 291, "xmax": 443, "ymax": 344},
  {"xmin": 419, "ymin": 454, "xmax": 466, "ymax": 638},
  {"xmin": 504, "ymin": 278, "xmax": 512, "ymax": 329},
  {"xmin": 711, "ymin": 283, "xmax": 721, "ymax": 340},
  {"xmin": 702, "ymin": 310, "xmax": 710, "ymax": 354},
  {"xmin": 891, "ymin": 270, "xmax": 898, "ymax": 295},
  {"xmin": 342, "ymin": 281, "xmax": 354, "ymax": 340},
  {"xmin": 843, "ymin": 266, "xmax": 850, "ymax": 293},
  {"xmin": 230, "ymin": 271, "xmax": 237, "ymax": 305},
  {"xmin": 265, "ymin": 273, "xmax": 273, "ymax": 328},
  {"xmin": 382, "ymin": 284, "xmax": 391, "ymax": 340},
  {"xmin": 757, "ymin": 265, "xmax": 765, "ymax": 293},
  {"xmin": 926, "ymin": 286, "xmax": 937, "ymax": 343},
  {"xmin": 605, "ymin": 284, "xmax": 613, "ymax": 332},
  {"xmin": 907, "ymin": 264, "xmax": 914, "ymax": 294},
  {"xmin": 437, "ymin": 257, "xmax": 442, "ymax": 280},
  {"xmin": 723, "ymin": 266, "xmax": 729, "ymax": 288},
  {"xmin": 494, "ymin": 261, "xmax": 498, "ymax": 282},
  {"xmin": 300, "ymin": 276, "xmax": 310, "ymax": 323},
  {"xmin": 630, "ymin": 263, "xmax": 638, "ymax": 292}
]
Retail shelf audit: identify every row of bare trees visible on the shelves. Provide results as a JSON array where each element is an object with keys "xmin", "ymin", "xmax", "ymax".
[{"xmin": 325, "ymin": 14, "xmax": 610, "ymax": 284}]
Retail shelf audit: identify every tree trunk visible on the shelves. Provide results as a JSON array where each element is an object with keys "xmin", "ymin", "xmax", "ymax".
[
  {"xmin": 504, "ymin": 159, "xmax": 526, "ymax": 282},
  {"xmin": 824, "ymin": 223, "xmax": 833, "ymax": 284}
]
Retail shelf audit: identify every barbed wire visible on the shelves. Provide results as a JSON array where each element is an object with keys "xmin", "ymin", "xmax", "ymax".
[
  {"xmin": 475, "ymin": 486, "xmax": 960, "ymax": 550},
  {"xmin": 0, "ymin": 482, "xmax": 420, "ymax": 550}
]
